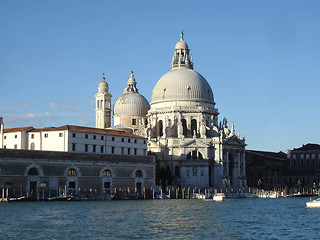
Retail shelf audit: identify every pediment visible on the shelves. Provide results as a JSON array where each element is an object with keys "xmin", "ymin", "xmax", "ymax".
[
  {"xmin": 181, "ymin": 139, "xmax": 211, "ymax": 148},
  {"xmin": 225, "ymin": 135, "xmax": 244, "ymax": 146}
]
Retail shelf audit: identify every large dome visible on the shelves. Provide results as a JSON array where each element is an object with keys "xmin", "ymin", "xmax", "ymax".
[
  {"xmin": 114, "ymin": 92, "xmax": 150, "ymax": 116},
  {"xmin": 151, "ymin": 68, "xmax": 214, "ymax": 104}
]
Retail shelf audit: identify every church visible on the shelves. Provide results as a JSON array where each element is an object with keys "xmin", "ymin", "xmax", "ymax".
[{"xmin": 96, "ymin": 32, "xmax": 247, "ymax": 189}]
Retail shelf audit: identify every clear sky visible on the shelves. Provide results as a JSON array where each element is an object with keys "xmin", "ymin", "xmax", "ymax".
[{"xmin": 1, "ymin": 0, "xmax": 319, "ymax": 152}]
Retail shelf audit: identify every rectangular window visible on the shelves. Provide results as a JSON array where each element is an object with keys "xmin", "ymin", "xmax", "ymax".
[
  {"xmin": 15, "ymin": 135, "xmax": 17, "ymax": 138},
  {"xmin": 93, "ymin": 135, "xmax": 96, "ymax": 140},
  {"xmin": 59, "ymin": 133, "xmax": 63, "ymax": 137},
  {"xmin": 44, "ymin": 134, "xmax": 48, "ymax": 138},
  {"xmin": 101, "ymin": 136, "xmax": 104, "ymax": 140},
  {"xmin": 73, "ymin": 133, "xmax": 76, "ymax": 138},
  {"xmin": 144, "ymin": 140, "xmax": 146, "ymax": 144},
  {"xmin": 93, "ymin": 145, "xmax": 96, "ymax": 152},
  {"xmin": 128, "ymin": 148, "xmax": 131, "ymax": 155},
  {"xmin": 122, "ymin": 138, "xmax": 124, "ymax": 142},
  {"xmin": 134, "ymin": 148, "xmax": 137, "ymax": 155},
  {"xmin": 132, "ymin": 119, "xmax": 136, "ymax": 125},
  {"xmin": 112, "ymin": 137, "xmax": 115, "ymax": 141},
  {"xmin": 85, "ymin": 144, "xmax": 88, "ymax": 152},
  {"xmin": 4, "ymin": 136, "xmax": 6, "ymax": 139},
  {"xmin": 111, "ymin": 146, "xmax": 115, "ymax": 154},
  {"xmin": 72, "ymin": 143, "xmax": 76, "ymax": 151},
  {"xmin": 128, "ymin": 139, "xmax": 131, "ymax": 143},
  {"xmin": 292, "ymin": 155, "xmax": 296, "ymax": 167},
  {"xmin": 134, "ymin": 139, "xmax": 137, "ymax": 144},
  {"xmin": 306, "ymin": 154, "xmax": 310, "ymax": 165},
  {"xmin": 85, "ymin": 134, "xmax": 88, "ymax": 139},
  {"xmin": 14, "ymin": 144, "xmax": 17, "ymax": 149},
  {"xmin": 100, "ymin": 146, "xmax": 104, "ymax": 153},
  {"xmin": 31, "ymin": 134, "xmax": 34, "ymax": 139},
  {"xmin": 312, "ymin": 154, "xmax": 315, "ymax": 165}
]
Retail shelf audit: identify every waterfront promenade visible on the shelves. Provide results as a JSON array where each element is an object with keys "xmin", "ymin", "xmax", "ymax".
[{"xmin": 1, "ymin": 185, "xmax": 318, "ymax": 201}]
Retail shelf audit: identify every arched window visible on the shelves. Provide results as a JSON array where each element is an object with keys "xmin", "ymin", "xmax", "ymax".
[
  {"xmin": 186, "ymin": 151, "xmax": 203, "ymax": 160},
  {"xmin": 102, "ymin": 169, "xmax": 112, "ymax": 177},
  {"xmin": 182, "ymin": 119, "xmax": 187, "ymax": 137},
  {"xmin": 28, "ymin": 167, "xmax": 38, "ymax": 175},
  {"xmin": 134, "ymin": 170, "xmax": 143, "ymax": 178},
  {"xmin": 191, "ymin": 119, "xmax": 197, "ymax": 136},
  {"xmin": 30, "ymin": 142, "xmax": 35, "ymax": 150},
  {"xmin": 67, "ymin": 169, "xmax": 77, "ymax": 176}
]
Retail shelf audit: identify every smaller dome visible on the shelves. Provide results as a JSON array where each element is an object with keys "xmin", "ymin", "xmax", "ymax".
[
  {"xmin": 98, "ymin": 76, "xmax": 109, "ymax": 93},
  {"xmin": 175, "ymin": 40, "xmax": 188, "ymax": 50},
  {"xmin": 114, "ymin": 70, "xmax": 150, "ymax": 117},
  {"xmin": 114, "ymin": 92, "xmax": 150, "ymax": 116}
]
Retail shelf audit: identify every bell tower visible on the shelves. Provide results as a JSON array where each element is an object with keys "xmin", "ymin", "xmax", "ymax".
[{"xmin": 95, "ymin": 74, "xmax": 112, "ymax": 128}]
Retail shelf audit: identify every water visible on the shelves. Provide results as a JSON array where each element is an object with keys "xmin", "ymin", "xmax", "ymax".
[{"xmin": 0, "ymin": 197, "xmax": 319, "ymax": 239}]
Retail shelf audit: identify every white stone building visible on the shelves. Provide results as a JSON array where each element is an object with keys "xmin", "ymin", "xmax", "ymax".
[
  {"xmin": 1, "ymin": 124, "xmax": 147, "ymax": 157},
  {"xmin": 106, "ymin": 33, "xmax": 247, "ymax": 189}
]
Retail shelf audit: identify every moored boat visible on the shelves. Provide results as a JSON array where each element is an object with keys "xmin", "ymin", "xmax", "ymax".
[
  {"xmin": 213, "ymin": 193, "xmax": 225, "ymax": 201},
  {"xmin": 306, "ymin": 198, "xmax": 320, "ymax": 208}
]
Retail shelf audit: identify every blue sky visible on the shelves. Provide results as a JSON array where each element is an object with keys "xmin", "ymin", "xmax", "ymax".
[{"xmin": 1, "ymin": 0, "xmax": 319, "ymax": 152}]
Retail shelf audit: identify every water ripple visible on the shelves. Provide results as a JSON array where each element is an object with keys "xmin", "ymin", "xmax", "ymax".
[{"xmin": 0, "ymin": 198, "xmax": 319, "ymax": 239}]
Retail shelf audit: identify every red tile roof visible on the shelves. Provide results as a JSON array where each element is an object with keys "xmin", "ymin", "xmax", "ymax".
[
  {"xmin": 246, "ymin": 150, "xmax": 287, "ymax": 161},
  {"xmin": 29, "ymin": 125, "xmax": 145, "ymax": 139},
  {"xmin": 4, "ymin": 126, "xmax": 33, "ymax": 133}
]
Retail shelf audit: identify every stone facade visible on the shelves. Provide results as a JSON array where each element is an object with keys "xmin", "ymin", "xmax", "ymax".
[
  {"xmin": 0, "ymin": 149, "xmax": 155, "ymax": 197},
  {"xmin": 105, "ymin": 33, "xmax": 247, "ymax": 189},
  {"xmin": 287, "ymin": 143, "xmax": 320, "ymax": 188}
]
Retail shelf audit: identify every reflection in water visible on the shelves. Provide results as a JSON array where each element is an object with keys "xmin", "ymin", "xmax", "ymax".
[{"xmin": 0, "ymin": 198, "xmax": 320, "ymax": 239}]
